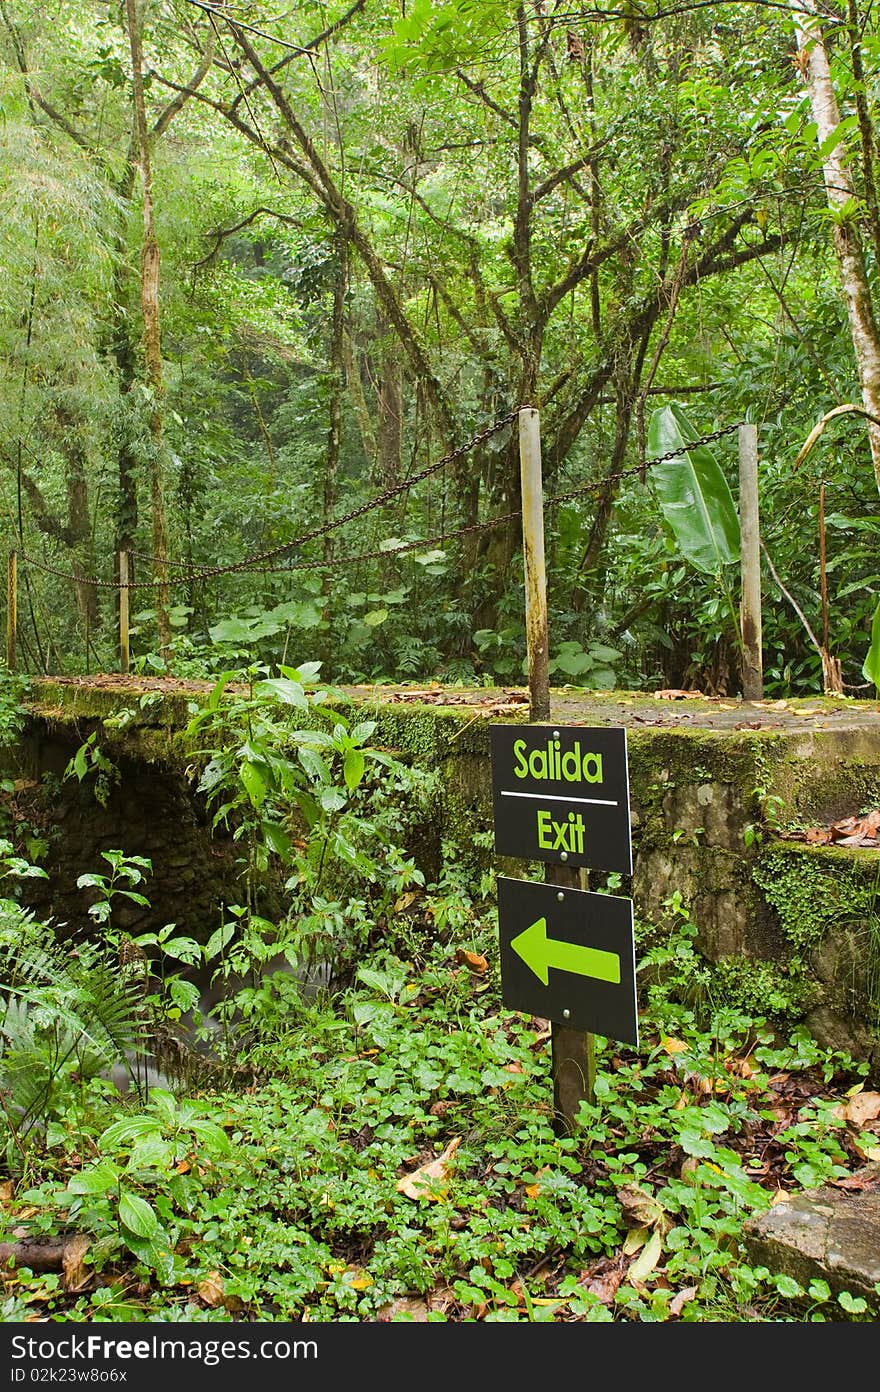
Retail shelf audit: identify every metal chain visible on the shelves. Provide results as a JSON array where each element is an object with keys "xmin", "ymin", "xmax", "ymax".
[
  {"xmin": 127, "ymin": 409, "xmax": 521, "ymax": 577},
  {"xmin": 19, "ymin": 418, "xmax": 740, "ymax": 591},
  {"xmin": 549, "ymin": 421, "xmax": 741, "ymax": 507},
  {"xmin": 250, "ymin": 423, "xmax": 744, "ymax": 574}
]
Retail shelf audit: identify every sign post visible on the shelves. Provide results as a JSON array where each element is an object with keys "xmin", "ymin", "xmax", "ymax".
[
  {"xmin": 517, "ymin": 408, "xmax": 592, "ymax": 1132},
  {"xmin": 504, "ymin": 407, "xmax": 637, "ymax": 1135}
]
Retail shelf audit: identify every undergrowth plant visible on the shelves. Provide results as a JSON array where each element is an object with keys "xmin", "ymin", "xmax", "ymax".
[
  {"xmin": 182, "ymin": 661, "xmax": 437, "ymax": 993},
  {"xmin": 0, "ymin": 847, "xmax": 147, "ymax": 1165},
  {"xmin": 3, "ymin": 894, "xmax": 877, "ymax": 1324}
]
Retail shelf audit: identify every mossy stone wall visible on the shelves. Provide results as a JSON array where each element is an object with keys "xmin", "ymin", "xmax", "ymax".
[{"xmin": 10, "ymin": 679, "xmax": 880, "ymax": 1075}]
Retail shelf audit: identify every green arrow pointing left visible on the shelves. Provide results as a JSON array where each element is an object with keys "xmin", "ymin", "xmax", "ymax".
[{"xmin": 511, "ymin": 917, "xmax": 621, "ymax": 987}]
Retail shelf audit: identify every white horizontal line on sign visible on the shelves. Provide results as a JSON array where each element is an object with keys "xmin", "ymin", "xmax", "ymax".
[{"xmin": 500, "ymin": 791, "xmax": 618, "ymax": 807}]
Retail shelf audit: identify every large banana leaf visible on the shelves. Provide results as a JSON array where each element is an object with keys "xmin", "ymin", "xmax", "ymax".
[
  {"xmin": 863, "ymin": 598, "xmax": 880, "ymax": 689},
  {"xmin": 647, "ymin": 404, "xmax": 740, "ymax": 574}
]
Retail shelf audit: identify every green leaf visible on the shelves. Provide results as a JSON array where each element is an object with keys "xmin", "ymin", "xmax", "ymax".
[
  {"xmin": 160, "ymin": 935, "xmax": 202, "ymax": 965},
  {"xmin": 862, "ymin": 598, "xmax": 880, "ymax": 687},
  {"xmin": 299, "ymin": 747, "xmax": 330, "ymax": 784},
  {"xmin": 67, "ymin": 1161, "xmax": 121, "ymax": 1194},
  {"xmin": 343, "ymin": 747, "xmax": 366, "ymax": 790},
  {"xmin": 240, "ymin": 760, "xmax": 268, "ymax": 808},
  {"xmin": 647, "ymin": 404, "xmax": 740, "ymax": 573},
  {"xmin": 204, "ymin": 922, "xmax": 236, "ymax": 961},
  {"xmin": 254, "ymin": 677, "xmax": 308, "ymax": 708},
  {"xmin": 280, "ymin": 661, "xmax": 322, "ymax": 683},
  {"xmin": 127, "ymin": 1137, "xmax": 173, "ymax": 1173},
  {"xmin": 208, "ymin": 617, "xmax": 260, "ymax": 644},
  {"xmin": 99, "ymin": 1118, "xmax": 161, "ymax": 1151},
  {"xmin": 773, "ymin": 1273, "xmax": 804, "ymax": 1299},
  {"xmin": 168, "ymin": 977, "xmax": 201, "ymax": 1012},
  {"xmin": 188, "ymin": 1119, "xmax": 232, "ymax": 1154},
  {"xmin": 121, "ymin": 1228, "xmax": 175, "ymax": 1282},
  {"xmin": 117, "ymin": 1198, "xmax": 160, "ymax": 1245},
  {"xmin": 262, "ymin": 821, "xmax": 293, "ymax": 859}
]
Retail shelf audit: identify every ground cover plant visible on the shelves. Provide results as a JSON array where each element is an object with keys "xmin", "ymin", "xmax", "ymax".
[{"xmin": 1, "ymin": 869, "xmax": 879, "ymax": 1325}]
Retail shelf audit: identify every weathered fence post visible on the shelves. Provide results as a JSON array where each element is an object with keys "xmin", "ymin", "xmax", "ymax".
[
  {"xmin": 738, "ymin": 423, "xmax": 763, "ymax": 700},
  {"xmin": 118, "ymin": 550, "xmax": 130, "ymax": 675},
  {"xmin": 518, "ymin": 406, "xmax": 595, "ymax": 1133},
  {"xmin": 6, "ymin": 551, "xmax": 17, "ymax": 671}
]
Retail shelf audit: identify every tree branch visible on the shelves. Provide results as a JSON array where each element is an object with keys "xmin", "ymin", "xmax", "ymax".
[{"xmin": 150, "ymin": 34, "xmax": 216, "ymax": 141}]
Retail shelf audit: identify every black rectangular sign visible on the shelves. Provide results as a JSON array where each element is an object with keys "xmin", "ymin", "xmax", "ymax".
[
  {"xmin": 498, "ymin": 876, "xmax": 638, "ymax": 1047},
  {"xmin": 490, "ymin": 724, "xmax": 632, "ymax": 874}
]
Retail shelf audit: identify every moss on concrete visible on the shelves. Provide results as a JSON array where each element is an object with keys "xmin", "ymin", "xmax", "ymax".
[{"xmin": 753, "ymin": 842, "xmax": 880, "ymax": 953}]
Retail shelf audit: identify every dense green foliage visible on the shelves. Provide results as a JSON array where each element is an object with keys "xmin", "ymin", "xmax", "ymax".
[
  {"xmin": 2, "ymin": 829, "xmax": 879, "ymax": 1324},
  {"xmin": 1, "ymin": 0, "xmax": 878, "ymax": 696}
]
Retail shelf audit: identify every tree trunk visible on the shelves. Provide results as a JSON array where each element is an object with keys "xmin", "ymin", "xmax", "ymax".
[
  {"xmin": 126, "ymin": 0, "xmax": 171, "ymax": 654},
  {"xmin": 794, "ymin": 0, "xmax": 880, "ymax": 494},
  {"xmin": 324, "ymin": 232, "xmax": 348, "ymax": 580},
  {"xmin": 376, "ymin": 330, "xmax": 404, "ymax": 493}
]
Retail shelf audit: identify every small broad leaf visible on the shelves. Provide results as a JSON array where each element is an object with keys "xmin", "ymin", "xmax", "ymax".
[
  {"xmin": 188, "ymin": 1119, "xmax": 232, "ymax": 1154},
  {"xmin": 67, "ymin": 1161, "xmax": 121, "ymax": 1194},
  {"xmin": 99, "ymin": 1118, "xmax": 161, "ymax": 1151},
  {"xmin": 262, "ymin": 821, "xmax": 293, "ymax": 859},
  {"xmin": 118, "ymin": 1191, "xmax": 160, "ymax": 1238},
  {"xmin": 254, "ymin": 677, "xmax": 308, "ymax": 708},
  {"xmin": 299, "ymin": 747, "xmax": 330, "ymax": 783},
  {"xmin": 160, "ymin": 935, "xmax": 202, "ymax": 965},
  {"xmin": 319, "ymin": 787, "xmax": 347, "ymax": 813},
  {"xmin": 204, "ymin": 922, "xmax": 236, "ymax": 961},
  {"xmin": 240, "ymin": 760, "xmax": 268, "ymax": 808},
  {"xmin": 343, "ymin": 748, "xmax": 366, "ymax": 790},
  {"xmin": 209, "ymin": 617, "xmax": 263, "ymax": 644}
]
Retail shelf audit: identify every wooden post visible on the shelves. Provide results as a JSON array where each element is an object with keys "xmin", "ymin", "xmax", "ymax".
[
  {"xmin": 119, "ymin": 550, "xmax": 130, "ymax": 675},
  {"xmin": 518, "ymin": 407, "xmax": 594, "ymax": 1135},
  {"xmin": 738, "ymin": 423, "xmax": 763, "ymax": 700},
  {"xmin": 6, "ymin": 551, "xmax": 17, "ymax": 671}
]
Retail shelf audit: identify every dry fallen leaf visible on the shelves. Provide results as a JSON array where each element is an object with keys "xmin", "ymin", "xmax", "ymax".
[
  {"xmin": 623, "ymin": 1225, "xmax": 648, "ymax": 1256},
  {"xmin": 198, "ymin": 1271, "xmax": 225, "ymax": 1308},
  {"xmin": 578, "ymin": 1258, "xmax": 626, "ymax": 1306},
  {"xmin": 853, "ymin": 1140, "xmax": 880, "ymax": 1162},
  {"xmin": 455, "ymin": 948, "xmax": 488, "ymax": 974},
  {"xmin": 830, "ymin": 1168, "xmax": 880, "ymax": 1191},
  {"xmin": 841, "ymin": 1091, "xmax": 880, "ymax": 1126},
  {"xmin": 662, "ymin": 1037, "xmax": 689, "ymax": 1055},
  {"xmin": 61, "ymin": 1235, "xmax": 90, "ymax": 1293},
  {"xmin": 393, "ymin": 891, "xmax": 420, "ymax": 914},
  {"xmin": 617, "ymin": 1184, "xmax": 672, "ymax": 1234},
  {"xmin": 627, "ymin": 1228, "xmax": 663, "ymax": 1290},
  {"xmin": 670, "ymin": 1285, "xmax": 698, "ymax": 1317},
  {"xmin": 377, "ymin": 1296, "xmax": 430, "ymax": 1322},
  {"xmin": 0, "ymin": 1181, "xmax": 13, "ymax": 1203},
  {"xmin": 396, "ymin": 1137, "xmax": 461, "ymax": 1200}
]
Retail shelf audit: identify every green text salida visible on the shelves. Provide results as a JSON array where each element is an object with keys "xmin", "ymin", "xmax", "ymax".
[{"xmin": 513, "ymin": 735, "xmax": 604, "ymax": 857}]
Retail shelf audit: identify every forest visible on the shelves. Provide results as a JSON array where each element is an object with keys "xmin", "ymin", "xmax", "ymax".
[
  {"xmin": 1, "ymin": 0, "xmax": 879, "ymax": 692},
  {"xmin": 1, "ymin": 0, "xmax": 880, "ymax": 1335}
]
